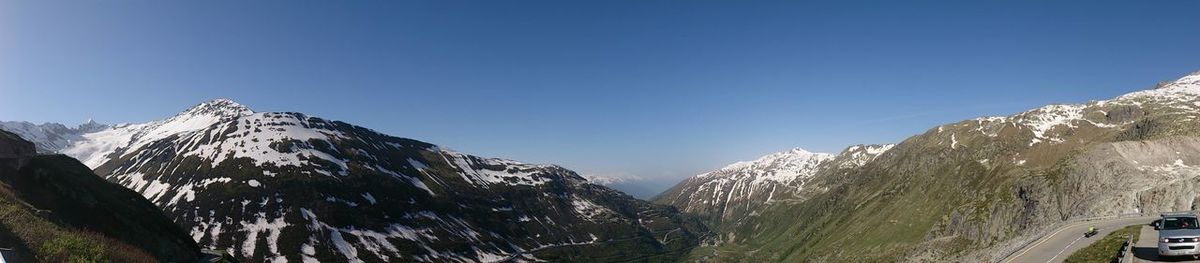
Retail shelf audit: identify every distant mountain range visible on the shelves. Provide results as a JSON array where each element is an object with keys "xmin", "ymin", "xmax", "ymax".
[
  {"xmin": 0, "ymin": 119, "xmax": 108, "ymax": 155},
  {"xmin": 581, "ymin": 174, "xmax": 676, "ymax": 199},
  {"xmin": 2, "ymin": 99, "xmax": 704, "ymax": 262}
]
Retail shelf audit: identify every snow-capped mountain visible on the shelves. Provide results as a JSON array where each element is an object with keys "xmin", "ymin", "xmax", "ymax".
[
  {"xmin": 2, "ymin": 99, "xmax": 704, "ymax": 262},
  {"xmin": 581, "ymin": 174, "xmax": 643, "ymax": 186},
  {"xmin": 653, "ymin": 145, "xmax": 893, "ymax": 229},
  {"xmin": 0, "ymin": 119, "xmax": 108, "ymax": 154}
]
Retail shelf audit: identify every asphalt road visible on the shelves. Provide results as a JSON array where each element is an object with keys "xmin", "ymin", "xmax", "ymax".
[{"xmin": 1003, "ymin": 216, "xmax": 1157, "ymax": 263}]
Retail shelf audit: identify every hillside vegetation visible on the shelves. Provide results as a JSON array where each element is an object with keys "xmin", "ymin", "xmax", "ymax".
[{"xmin": 661, "ymin": 73, "xmax": 1200, "ymax": 261}]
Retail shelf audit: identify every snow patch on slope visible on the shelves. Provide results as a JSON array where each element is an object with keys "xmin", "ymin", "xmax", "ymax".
[
  {"xmin": 1017, "ymin": 104, "xmax": 1085, "ymax": 145},
  {"xmin": 966, "ymin": 72, "xmax": 1200, "ymax": 146},
  {"xmin": 677, "ymin": 148, "xmax": 834, "ymax": 214},
  {"xmin": 839, "ymin": 144, "xmax": 896, "ymax": 168},
  {"xmin": 181, "ymin": 112, "xmax": 348, "ymax": 174},
  {"xmin": 440, "ymin": 149, "xmax": 560, "ymax": 186},
  {"xmin": 240, "ymin": 212, "xmax": 290, "ymax": 259},
  {"xmin": 572, "ymin": 196, "xmax": 615, "ymax": 221},
  {"xmin": 698, "ymin": 148, "xmax": 832, "ymax": 185},
  {"xmin": 297, "ymin": 207, "xmax": 500, "ymax": 263}
]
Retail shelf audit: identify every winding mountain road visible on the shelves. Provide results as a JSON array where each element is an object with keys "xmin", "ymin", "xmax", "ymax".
[{"xmin": 1003, "ymin": 216, "xmax": 1156, "ymax": 263}]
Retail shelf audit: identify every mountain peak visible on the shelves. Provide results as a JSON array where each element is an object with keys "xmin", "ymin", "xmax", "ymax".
[
  {"xmin": 1115, "ymin": 71, "xmax": 1200, "ymax": 102},
  {"xmin": 1174, "ymin": 70, "xmax": 1200, "ymax": 84},
  {"xmin": 181, "ymin": 98, "xmax": 253, "ymax": 118},
  {"xmin": 77, "ymin": 118, "xmax": 109, "ymax": 133},
  {"xmin": 762, "ymin": 147, "xmax": 829, "ymax": 162},
  {"xmin": 705, "ymin": 147, "xmax": 833, "ymax": 178},
  {"xmin": 1151, "ymin": 71, "xmax": 1200, "ymax": 90},
  {"xmin": 785, "ymin": 147, "xmax": 815, "ymax": 155}
]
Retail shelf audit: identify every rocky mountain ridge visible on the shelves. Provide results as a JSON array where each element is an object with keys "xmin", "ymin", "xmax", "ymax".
[
  {"xmin": 0, "ymin": 119, "xmax": 108, "ymax": 154},
  {"xmin": 3, "ymin": 99, "xmax": 705, "ymax": 262}
]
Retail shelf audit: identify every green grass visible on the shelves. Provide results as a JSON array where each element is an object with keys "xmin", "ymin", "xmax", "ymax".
[
  {"xmin": 1063, "ymin": 225, "xmax": 1141, "ymax": 263},
  {"xmin": 38, "ymin": 234, "xmax": 107, "ymax": 263},
  {"xmin": 215, "ymin": 251, "xmax": 240, "ymax": 263},
  {"xmin": 0, "ymin": 156, "xmax": 172, "ymax": 262},
  {"xmin": 0, "ymin": 186, "xmax": 108, "ymax": 262}
]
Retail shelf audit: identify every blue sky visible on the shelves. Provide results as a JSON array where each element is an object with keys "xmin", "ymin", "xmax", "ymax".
[{"xmin": 2, "ymin": 1, "xmax": 1199, "ymax": 195}]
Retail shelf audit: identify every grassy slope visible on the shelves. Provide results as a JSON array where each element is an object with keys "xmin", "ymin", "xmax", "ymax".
[
  {"xmin": 1063, "ymin": 225, "xmax": 1140, "ymax": 263},
  {"xmin": 0, "ymin": 176, "xmax": 150, "ymax": 262},
  {"xmin": 0, "ymin": 155, "xmax": 201, "ymax": 262}
]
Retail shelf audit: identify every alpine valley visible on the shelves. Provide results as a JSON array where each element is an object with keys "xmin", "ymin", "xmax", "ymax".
[{"xmin": 6, "ymin": 70, "xmax": 1200, "ymax": 262}]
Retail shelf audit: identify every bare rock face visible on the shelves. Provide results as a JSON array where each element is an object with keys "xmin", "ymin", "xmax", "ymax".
[{"xmin": 1066, "ymin": 136, "xmax": 1200, "ymax": 214}]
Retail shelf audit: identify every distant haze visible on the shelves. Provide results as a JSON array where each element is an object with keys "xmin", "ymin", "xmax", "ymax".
[{"xmin": 2, "ymin": 1, "xmax": 1199, "ymax": 197}]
